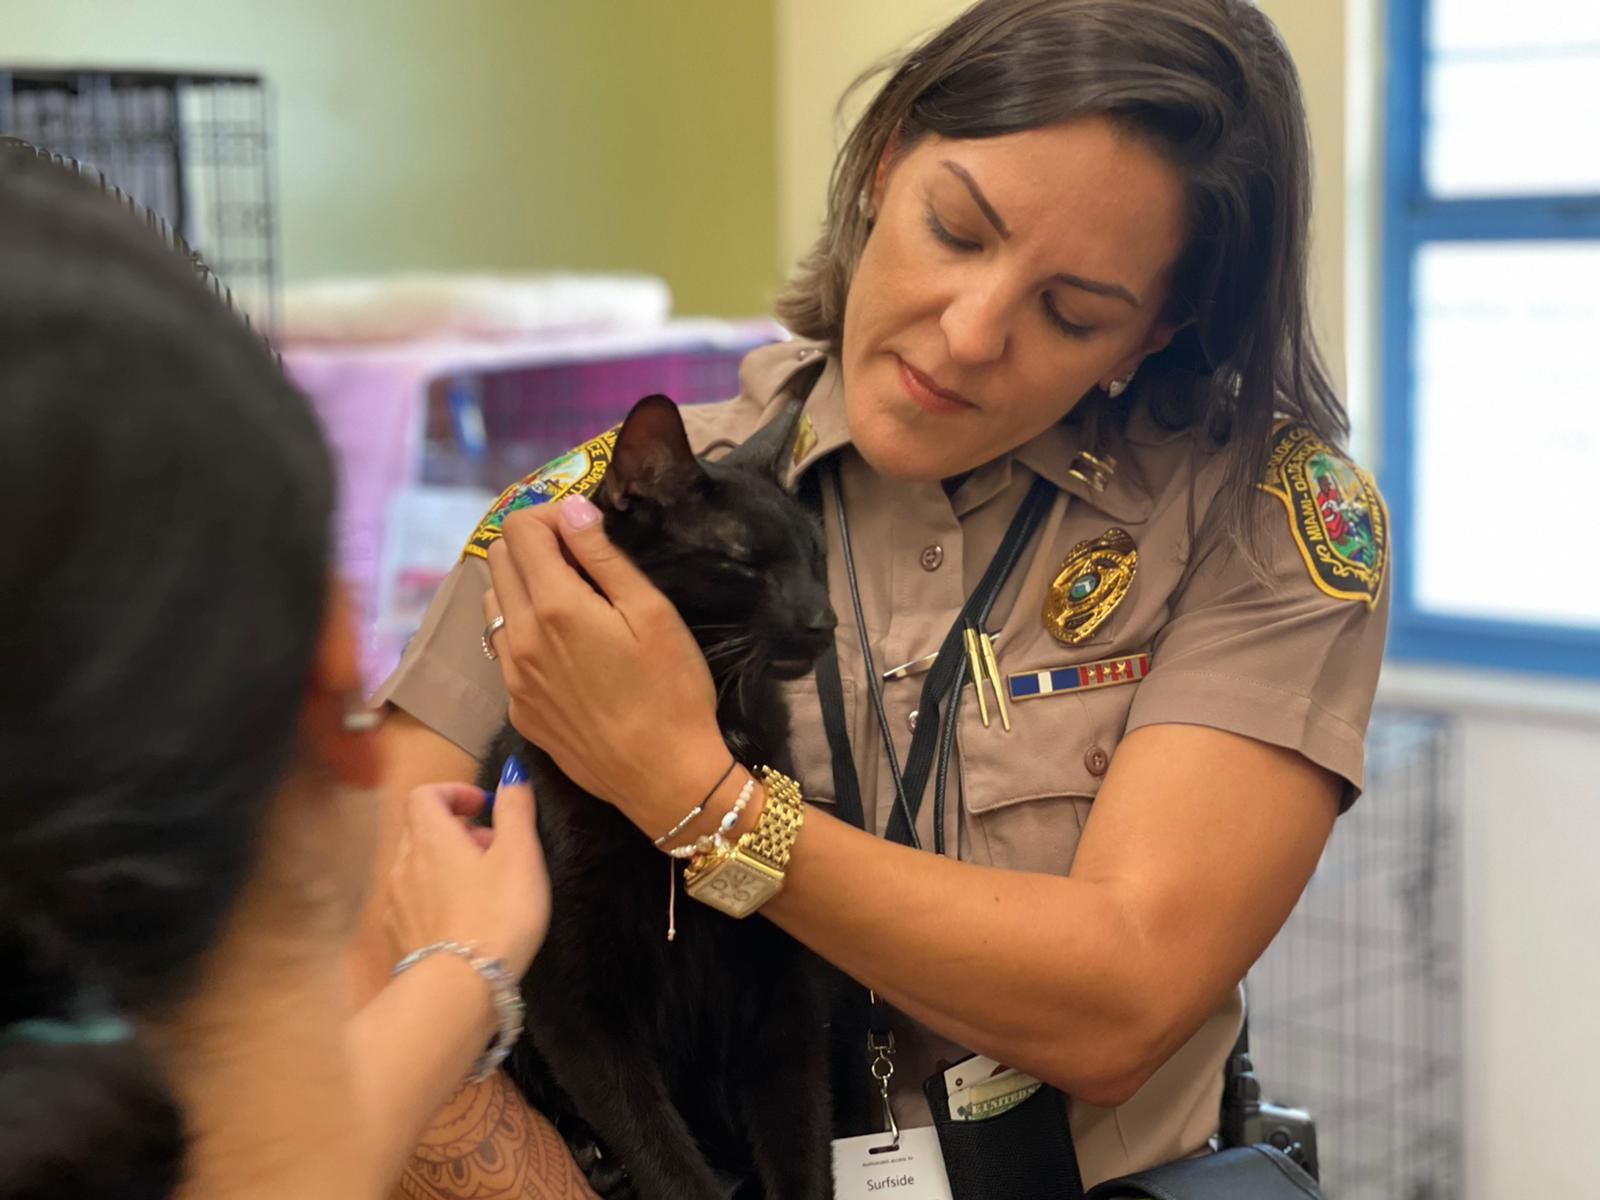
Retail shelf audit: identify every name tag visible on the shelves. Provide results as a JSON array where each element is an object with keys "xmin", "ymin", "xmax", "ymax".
[{"xmin": 831, "ymin": 1127, "xmax": 953, "ymax": 1199}]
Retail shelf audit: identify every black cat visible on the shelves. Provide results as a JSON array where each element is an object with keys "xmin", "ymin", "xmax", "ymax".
[{"xmin": 480, "ymin": 393, "xmax": 844, "ymax": 1200}]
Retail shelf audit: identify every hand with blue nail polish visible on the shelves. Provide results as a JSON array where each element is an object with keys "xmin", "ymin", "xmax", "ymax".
[{"xmin": 383, "ymin": 755, "xmax": 550, "ymax": 981}]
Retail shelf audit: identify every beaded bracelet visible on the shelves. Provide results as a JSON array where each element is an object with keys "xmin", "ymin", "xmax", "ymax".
[
  {"xmin": 665, "ymin": 773, "xmax": 757, "ymax": 860},
  {"xmin": 392, "ymin": 941, "xmax": 525, "ymax": 1082}
]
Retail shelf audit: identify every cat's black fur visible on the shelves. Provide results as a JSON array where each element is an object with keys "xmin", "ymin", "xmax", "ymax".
[{"xmin": 479, "ymin": 393, "xmax": 849, "ymax": 1200}]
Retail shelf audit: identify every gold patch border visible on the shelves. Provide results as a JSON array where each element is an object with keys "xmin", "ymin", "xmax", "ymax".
[{"xmin": 462, "ymin": 428, "xmax": 619, "ymax": 562}]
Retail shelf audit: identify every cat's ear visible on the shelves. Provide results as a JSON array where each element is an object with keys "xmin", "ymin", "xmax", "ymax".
[
  {"xmin": 603, "ymin": 394, "xmax": 703, "ymax": 509},
  {"xmin": 721, "ymin": 395, "xmax": 806, "ymax": 481}
]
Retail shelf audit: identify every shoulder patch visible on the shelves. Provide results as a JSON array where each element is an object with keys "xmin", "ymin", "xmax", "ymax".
[
  {"xmin": 1258, "ymin": 421, "xmax": 1388, "ymax": 608},
  {"xmin": 462, "ymin": 427, "xmax": 619, "ymax": 561}
]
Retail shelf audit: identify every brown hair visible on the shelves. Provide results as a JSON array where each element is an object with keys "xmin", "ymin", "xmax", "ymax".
[{"xmin": 776, "ymin": 0, "xmax": 1347, "ymax": 560}]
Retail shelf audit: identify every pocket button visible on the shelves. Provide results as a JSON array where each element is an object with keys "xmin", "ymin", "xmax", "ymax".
[{"xmin": 1083, "ymin": 745, "xmax": 1111, "ymax": 777}]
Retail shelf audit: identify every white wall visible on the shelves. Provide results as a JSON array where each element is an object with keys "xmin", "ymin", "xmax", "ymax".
[{"xmin": 1458, "ymin": 713, "xmax": 1600, "ymax": 1197}]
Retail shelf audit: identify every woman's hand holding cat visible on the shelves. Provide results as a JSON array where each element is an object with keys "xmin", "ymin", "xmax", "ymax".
[
  {"xmin": 483, "ymin": 496, "xmax": 733, "ymax": 834},
  {"xmin": 354, "ymin": 767, "xmax": 550, "ymax": 1185},
  {"xmin": 384, "ymin": 769, "xmax": 550, "ymax": 979}
]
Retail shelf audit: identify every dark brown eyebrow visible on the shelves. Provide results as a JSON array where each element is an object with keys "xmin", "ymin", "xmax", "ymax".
[
  {"xmin": 941, "ymin": 159, "xmax": 1011, "ymax": 239},
  {"xmin": 939, "ymin": 159, "xmax": 1142, "ymax": 309},
  {"xmin": 1050, "ymin": 270, "xmax": 1140, "ymax": 309}
]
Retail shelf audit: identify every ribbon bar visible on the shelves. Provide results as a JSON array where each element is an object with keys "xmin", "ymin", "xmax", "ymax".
[{"xmin": 1007, "ymin": 653, "xmax": 1151, "ymax": 703}]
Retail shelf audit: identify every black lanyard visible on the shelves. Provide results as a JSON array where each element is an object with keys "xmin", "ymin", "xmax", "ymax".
[
  {"xmin": 802, "ymin": 455, "xmax": 1057, "ymax": 1147},
  {"xmin": 801, "ymin": 457, "xmax": 1057, "ymax": 852}
]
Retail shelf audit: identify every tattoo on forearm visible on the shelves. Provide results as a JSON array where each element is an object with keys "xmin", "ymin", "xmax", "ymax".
[{"xmin": 396, "ymin": 1073, "xmax": 597, "ymax": 1200}]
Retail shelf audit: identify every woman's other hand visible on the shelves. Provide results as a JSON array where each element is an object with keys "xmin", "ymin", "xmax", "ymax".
[
  {"xmin": 482, "ymin": 496, "xmax": 730, "ymax": 831},
  {"xmin": 383, "ymin": 759, "xmax": 550, "ymax": 980}
]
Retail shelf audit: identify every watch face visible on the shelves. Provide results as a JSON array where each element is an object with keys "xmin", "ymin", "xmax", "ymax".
[{"xmin": 687, "ymin": 855, "xmax": 782, "ymax": 918}]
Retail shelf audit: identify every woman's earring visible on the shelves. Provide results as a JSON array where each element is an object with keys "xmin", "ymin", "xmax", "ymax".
[
  {"xmin": 342, "ymin": 694, "xmax": 382, "ymax": 732},
  {"xmin": 1106, "ymin": 374, "xmax": 1135, "ymax": 400},
  {"xmin": 857, "ymin": 190, "xmax": 877, "ymax": 225}
]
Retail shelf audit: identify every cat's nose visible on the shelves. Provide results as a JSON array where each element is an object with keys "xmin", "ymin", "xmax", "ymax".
[{"xmin": 802, "ymin": 609, "xmax": 837, "ymax": 639}]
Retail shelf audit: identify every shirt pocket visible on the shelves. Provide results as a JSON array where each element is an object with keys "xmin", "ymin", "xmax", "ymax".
[
  {"xmin": 954, "ymin": 675, "xmax": 1140, "ymax": 876},
  {"xmin": 777, "ymin": 672, "xmax": 854, "ymax": 810}
]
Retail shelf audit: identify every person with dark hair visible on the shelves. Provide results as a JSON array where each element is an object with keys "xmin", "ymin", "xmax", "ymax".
[
  {"xmin": 0, "ymin": 145, "xmax": 559, "ymax": 1199},
  {"xmin": 371, "ymin": 0, "xmax": 1389, "ymax": 1193}
]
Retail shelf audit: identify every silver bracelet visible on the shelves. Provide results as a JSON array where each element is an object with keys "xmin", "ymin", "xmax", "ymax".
[
  {"xmin": 392, "ymin": 940, "xmax": 525, "ymax": 1082},
  {"xmin": 652, "ymin": 758, "xmax": 738, "ymax": 848},
  {"xmin": 652, "ymin": 800, "xmax": 706, "ymax": 849}
]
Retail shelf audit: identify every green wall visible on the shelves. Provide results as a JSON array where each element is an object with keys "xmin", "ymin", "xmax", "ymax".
[{"xmin": 0, "ymin": 0, "xmax": 779, "ymax": 316}]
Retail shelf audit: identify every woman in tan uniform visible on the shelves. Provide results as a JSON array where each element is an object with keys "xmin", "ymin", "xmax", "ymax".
[{"xmin": 370, "ymin": 0, "xmax": 1389, "ymax": 1193}]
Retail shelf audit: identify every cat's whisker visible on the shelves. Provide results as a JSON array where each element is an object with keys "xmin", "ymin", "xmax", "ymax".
[
  {"xmin": 703, "ymin": 636, "xmax": 756, "ymax": 664},
  {"xmin": 728, "ymin": 649, "xmax": 765, "ymax": 715}
]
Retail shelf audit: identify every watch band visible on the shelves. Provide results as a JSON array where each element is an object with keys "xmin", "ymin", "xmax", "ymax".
[
  {"xmin": 740, "ymin": 765, "xmax": 805, "ymax": 870},
  {"xmin": 682, "ymin": 765, "xmax": 806, "ymax": 918}
]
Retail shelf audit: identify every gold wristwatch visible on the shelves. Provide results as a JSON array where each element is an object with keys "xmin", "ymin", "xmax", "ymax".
[{"xmin": 683, "ymin": 766, "xmax": 805, "ymax": 918}]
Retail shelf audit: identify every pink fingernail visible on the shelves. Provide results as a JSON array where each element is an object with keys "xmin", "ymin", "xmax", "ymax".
[{"xmin": 559, "ymin": 494, "xmax": 601, "ymax": 530}]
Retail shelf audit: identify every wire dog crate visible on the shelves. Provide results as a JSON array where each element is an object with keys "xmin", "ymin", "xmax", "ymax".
[
  {"xmin": 0, "ymin": 67, "xmax": 278, "ymax": 327},
  {"xmin": 1248, "ymin": 710, "xmax": 1461, "ymax": 1198}
]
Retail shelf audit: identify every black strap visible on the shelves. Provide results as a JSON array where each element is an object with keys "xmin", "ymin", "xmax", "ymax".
[{"xmin": 812, "ymin": 640, "xmax": 866, "ymax": 833}]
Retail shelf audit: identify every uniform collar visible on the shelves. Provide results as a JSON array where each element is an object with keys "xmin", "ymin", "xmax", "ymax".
[
  {"xmin": 780, "ymin": 350, "xmax": 1154, "ymax": 525},
  {"xmin": 784, "ymin": 353, "xmax": 851, "ymax": 487},
  {"xmin": 1014, "ymin": 415, "xmax": 1154, "ymax": 525}
]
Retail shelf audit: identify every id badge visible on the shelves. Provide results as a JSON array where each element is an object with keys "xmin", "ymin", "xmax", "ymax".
[{"xmin": 831, "ymin": 1127, "xmax": 954, "ymax": 1199}]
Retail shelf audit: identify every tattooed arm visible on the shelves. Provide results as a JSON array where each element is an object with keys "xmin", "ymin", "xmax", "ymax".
[{"xmin": 394, "ymin": 1071, "xmax": 599, "ymax": 1200}]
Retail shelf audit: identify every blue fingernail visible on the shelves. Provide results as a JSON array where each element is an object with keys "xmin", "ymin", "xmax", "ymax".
[{"xmin": 500, "ymin": 754, "xmax": 528, "ymax": 787}]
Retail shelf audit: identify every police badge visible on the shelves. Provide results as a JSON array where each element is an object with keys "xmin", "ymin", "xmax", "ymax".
[{"xmin": 1043, "ymin": 528, "xmax": 1139, "ymax": 645}]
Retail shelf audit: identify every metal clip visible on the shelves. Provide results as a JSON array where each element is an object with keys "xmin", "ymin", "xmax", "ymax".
[
  {"xmin": 979, "ymin": 631, "xmax": 1011, "ymax": 732},
  {"xmin": 963, "ymin": 627, "xmax": 991, "ymax": 728},
  {"xmin": 882, "ymin": 633, "xmax": 1001, "ymax": 683},
  {"xmin": 866, "ymin": 990, "xmax": 901, "ymax": 1152},
  {"xmin": 868, "ymin": 1030, "xmax": 900, "ymax": 1152}
]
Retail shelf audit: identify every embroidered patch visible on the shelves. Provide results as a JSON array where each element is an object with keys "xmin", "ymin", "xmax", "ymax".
[
  {"xmin": 1008, "ymin": 653, "xmax": 1151, "ymax": 703},
  {"xmin": 1043, "ymin": 528, "xmax": 1138, "ymax": 645},
  {"xmin": 1259, "ymin": 421, "xmax": 1388, "ymax": 607},
  {"xmin": 462, "ymin": 428, "xmax": 619, "ymax": 561}
]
